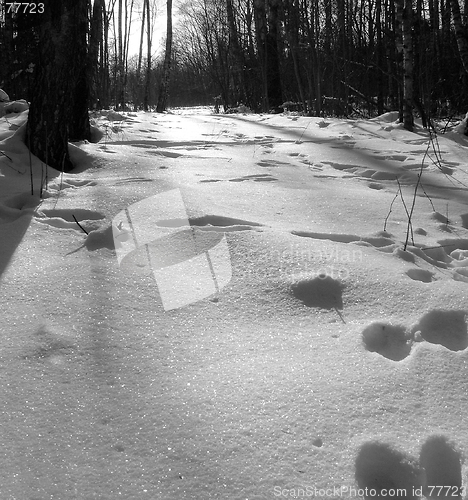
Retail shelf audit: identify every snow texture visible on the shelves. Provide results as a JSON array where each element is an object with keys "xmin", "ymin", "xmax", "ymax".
[{"xmin": 1, "ymin": 105, "xmax": 468, "ymax": 498}]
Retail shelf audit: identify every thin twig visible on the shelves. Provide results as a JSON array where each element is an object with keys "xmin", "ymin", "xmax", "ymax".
[
  {"xmin": 73, "ymin": 215, "xmax": 89, "ymax": 235},
  {"xmin": 0, "ymin": 150, "xmax": 12, "ymax": 161},
  {"xmin": 334, "ymin": 306, "xmax": 346, "ymax": 324},
  {"xmin": 384, "ymin": 190, "xmax": 399, "ymax": 232},
  {"xmin": 27, "ymin": 124, "xmax": 33, "ymax": 195},
  {"xmin": 396, "ymin": 178, "xmax": 413, "ymax": 250}
]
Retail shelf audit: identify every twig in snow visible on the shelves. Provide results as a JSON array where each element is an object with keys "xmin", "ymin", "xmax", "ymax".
[
  {"xmin": 0, "ymin": 150, "xmax": 12, "ymax": 161},
  {"xmin": 334, "ymin": 307, "xmax": 346, "ymax": 324},
  {"xmin": 73, "ymin": 215, "xmax": 89, "ymax": 235},
  {"xmin": 398, "ymin": 178, "xmax": 414, "ymax": 250},
  {"xmin": 384, "ymin": 190, "xmax": 399, "ymax": 232}
]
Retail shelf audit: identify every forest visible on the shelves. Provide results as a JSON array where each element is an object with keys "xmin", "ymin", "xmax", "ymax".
[{"xmin": 2, "ymin": 0, "xmax": 468, "ymax": 139}]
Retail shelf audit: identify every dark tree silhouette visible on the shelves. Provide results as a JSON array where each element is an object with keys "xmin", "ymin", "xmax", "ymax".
[
  {"xmin": 157, "ymin": 0, "xmax": 173, "ymax": 112},
  {"xmin": 26, "ymin": 0, "xmax": 91, "ymax": 172}
]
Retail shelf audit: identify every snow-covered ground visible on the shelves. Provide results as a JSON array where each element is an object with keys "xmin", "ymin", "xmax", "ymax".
[{"xmin": 1, "ymin": 104, "xmax": 468, "ymax": 499}]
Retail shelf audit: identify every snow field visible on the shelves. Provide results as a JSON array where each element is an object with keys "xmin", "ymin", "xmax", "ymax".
[{"xmin": 1, "ymin": 107, "xmax": 468, "ymax": 497}]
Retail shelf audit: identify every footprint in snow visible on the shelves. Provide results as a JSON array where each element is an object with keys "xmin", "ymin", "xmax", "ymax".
[
  {"xmin": 362, "ymin": 309, "xmax": 468, "ymax": 361},
  {"xmin": 355, "ymin": 441, "xmax": 423, "ymax": 497},
  {"xmin": 361, "ymin": 322, "xmax": 412, "ymax": 361},
  {"xmin": 419, "ymin": 435, "xmax": 463, "ymax": 495},
  {"xmin": 354, "ymin": 436, "xmax": 462, "ymax": 498},
  {"xmin": 290, "ymin": 275, "xmax": 344, "ymax": 310}
]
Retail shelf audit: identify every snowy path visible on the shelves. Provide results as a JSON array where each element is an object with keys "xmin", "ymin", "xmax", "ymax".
[{"xmin": 1, "ymin": 109, "xmax": 468, "ymax": 498}]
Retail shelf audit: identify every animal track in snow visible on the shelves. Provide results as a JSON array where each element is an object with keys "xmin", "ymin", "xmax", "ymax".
[
  {"xmin": 419, "ymin": 435, "xmax": 463, "ymax": 493},
  {"xmin": 228, "ymin": 173, "xmax": 277, "ymax": 182},
  {"xmin": 291, "ymin": 230, "xmax": 394, "ymax": 248},
  {"xmin": 362, "ymin": 322, "xmax": 412, "ymax": 361},
  {"xmin": 362, "ymin": 309, "xmax": 467, "ymax": 360},
  {"xmin": 47, "ymin": 178, "xmax": 97, "ymax": 190},
  {"xmin": 145, "ymin": 149, "xmax": 184, "ymax": 158},
  {"xmin": 155, "ymin": 214, "xmax": 265, "ymax": 231},
  {"xmin": 412, "ymin": 309, "xmax": 468, "ymax": 351},
  {"xmin": 113, "ymin": 176, "xmax": 154, "ymax": 185},
  {"xmin": 290, "ymin": 275, "xmax": 344, "ymax": 310},
  {"xmin": 292, "ymin": 223, "xmax": 468, "ymax": 285},
  {"xmin": 35, "ymin": 208, "xmax": 105, "ymax": 232},
  {"xmin": 412, "ymin": 237, "xmax": 468, "ymax": 282},
  {"xmin": 405, "ymin": 268, "xmax": 435, "ymax": 283},
  {"xmin": 314, "ymin": 161, "xmax": 399, "ymax": 182},
  {"xmin": 354, "ymin": 436, "xmax": 462, "ymax": 498},
  {"xmin": 256, "ymin": 159, "xmax": 290, "ymax": 168},
  {"xmin": 355, "ymin": 441, "xmax": 423, "ymax": 496}
]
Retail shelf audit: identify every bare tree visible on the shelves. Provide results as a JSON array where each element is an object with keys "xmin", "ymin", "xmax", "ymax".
[
  {"xmin": 157, "ymin": 0, "xmax": 173, "ymax": 112},
  {"xmin": 144, "ymin": 0, "xmax": 152, "ymax": 110},
  {"xmin": 396, "ymin": 0, "xmax": 414, "ymax": 131},
  {"xmin": 451, "ymin": 0, "xmax": 468, "ymax": 73}
]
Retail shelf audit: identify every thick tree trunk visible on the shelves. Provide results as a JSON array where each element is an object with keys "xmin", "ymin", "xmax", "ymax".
[
  {"xmin": 451, "ymin": 0, "xmax": 468, "ymax": 74},
  {"xmin": 156, "ymin": 0, "xmax": 173, "ymax": 112},
  {"xmin": 26, "ymin": 0, "xmax": 82, "ymax": 172}
]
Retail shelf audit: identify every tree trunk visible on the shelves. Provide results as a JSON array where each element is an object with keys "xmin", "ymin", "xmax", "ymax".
[
  {"xmin": 265, "ymin": 0, "xmax": 283, "ymax": 110},
  {"xmin": 285, "ymin": 0, "xmax": 306, "ymax": 112},
  {"xmin": 89, "ymin": 0, "xmax": 105, "ymax": 108},
  {"xmin": 143, "ymin": 0, "xmax": 152, "ymax": 110},
  {"xmin": 375, "ymin": 0, "xmax": 385, "ymax": 115},
  {"xmin": 396, "ymin": 0, "xmax": 414, "ymax": 131},
  {"xmin": 451, "ymin": 0, "xmax": 468, "ymax": 74},
  {"xmin": 156, "ymin": 0, "xmax": 173, "ymax": 112},
  {"xmin": 27, "ymin": 0, "xmax": 84, "ymax": 172},
  {"xmin": 253, "ymin": 0, "xmax": 268, "ymax": 110},
  {"xmin": 226, "ymin": 0, "xmax": 247, "ymax": 105},
  {"xmin": 69, "ymin": 0, "xmax": 91, "ymax": 141}
]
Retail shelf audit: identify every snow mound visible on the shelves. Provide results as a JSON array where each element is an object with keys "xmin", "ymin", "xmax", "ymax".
[
  {"xmin": 372, "ymin": 111, "xmax": 400, "ymax": 122},
  {"xmin": 104, "ymin": 110, "xmax": 128, "ymax": 121},
  {"xmin": 85, "ymin": 224, "xmax": 115, "ymax": 250}
]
